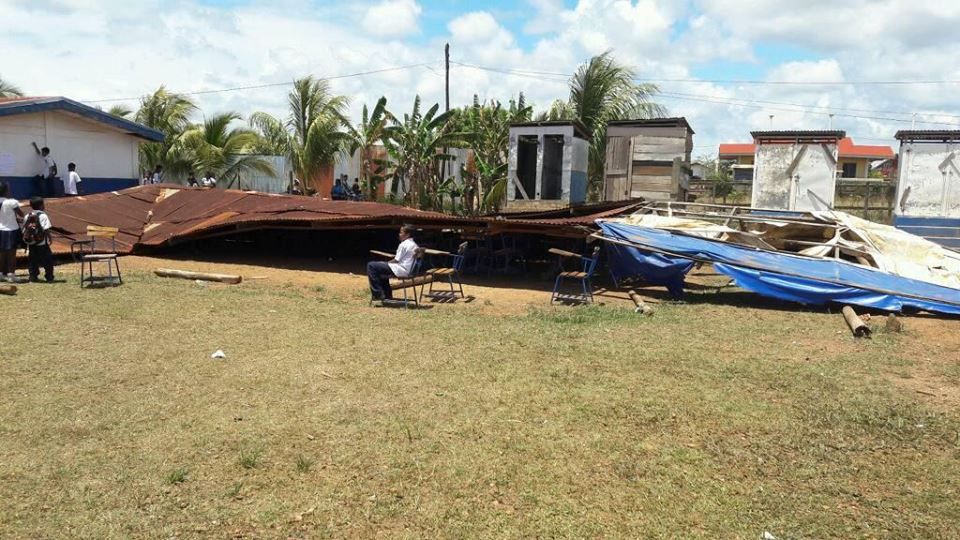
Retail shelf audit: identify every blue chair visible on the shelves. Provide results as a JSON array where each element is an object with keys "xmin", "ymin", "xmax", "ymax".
[
  {"xmin": 550, "ymin": 245, "xmax": 601, "ymax": 304},
  {"xmin": 425, "ymin": 242, "xmax": 467, "ymax": 300},
  {"xmin": 369, "ymin": 247, "xmax": 432, "ymax": 308}
]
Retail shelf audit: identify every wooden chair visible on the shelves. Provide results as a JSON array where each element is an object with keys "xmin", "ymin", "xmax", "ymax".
[
  {"xmin": 424, "ymin": 242, "xmax": 467, "ymax": 300},
  {"xmin": 369, "ymin": 247, "xmax": 433, "ymax": 308},
  {"xmin": 549, "ymin": 245, "xmax": 601, "ymax": 304},
  {"xmin": 70, "ymin": 226, "xmax": 122, "ymax": 288}
]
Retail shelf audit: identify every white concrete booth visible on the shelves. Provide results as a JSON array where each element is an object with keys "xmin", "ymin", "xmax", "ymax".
[
  {"xmin": 750, "ymin": 130, "xmax": 844, "ymax": 211},
  {"xmin": 0, "ymin": 97, "xmax": 163, "ymax": 199},
  {"xmin": 892, "ymin": 130, "xmax": 960, "ymax": 249},
  {"xmin": 506, "ymin": 121, "xmax": 590, "ymax": 211}
]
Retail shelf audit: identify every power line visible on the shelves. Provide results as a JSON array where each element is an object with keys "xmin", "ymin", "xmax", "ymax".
[
  {"xmin": 452, "ymin": 61, "xmax": 960, "ymax": 86},
  {"xmin": 452, "ymin": 62, "xmax": 960, "ymax": 127},
  {"xmin": 84, "ymin": 62, "xmax": 434, "ymax": 103}
]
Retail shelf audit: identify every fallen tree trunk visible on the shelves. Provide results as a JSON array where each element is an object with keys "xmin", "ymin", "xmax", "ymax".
[
  {"xmin": 0, "ymin": 284, "xmax": 17, "ymax": 295},
  {"xmin": 842, "ymin": 306, "xmax": 871, "ymax": 338},
  {"xmin": 154, "ymin": 268, "xmax": 242, "ymax": 284},
  {"xmin": 628, "ymin": 289, "xmax": 654, "ymax": 315}
]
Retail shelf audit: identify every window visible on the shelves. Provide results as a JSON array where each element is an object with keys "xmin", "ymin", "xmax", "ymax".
[{"xmin": 841, "ymin": 162, "xmax": 857, "ymax": 178}]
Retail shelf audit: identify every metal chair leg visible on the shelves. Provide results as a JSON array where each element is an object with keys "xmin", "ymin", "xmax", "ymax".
[{"xmin": 551, "ymin": 275, "xmax": 563, "ymax": 304}]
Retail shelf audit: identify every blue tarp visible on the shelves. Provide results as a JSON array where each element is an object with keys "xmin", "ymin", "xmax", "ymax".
[{"xmin": 599, "ymin": 221, "xmax": 960, "ymax": 315}]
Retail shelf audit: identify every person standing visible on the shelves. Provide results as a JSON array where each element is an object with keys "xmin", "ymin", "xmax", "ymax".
[
  {"xmin": 21, "ymin": 197, "xmax": 54, "ymax": 282},
  {"xmin": 0, "ymin": 182, "xmax": 25, "ymax": 282},
  {"xmin": 366, "ymin": 225, "xmax": 418, "ymax": 302},
  {"xmin": 151, "ymin": 165, "xmax": 163, "ymax": 185},
  {"xmin": 187, "ymin": 173, "xmax": 199, "ymax": 187},
  {"xmin": 63, "ymin": 163, "xmax": 82, "ymax": 196},
  {"xmin": 31, "ymin": 143, "xmax": 58, "ymax": 197},
  {"xmin": 201, "ymin": 171, "xmax": 217, "ymax": 188}
]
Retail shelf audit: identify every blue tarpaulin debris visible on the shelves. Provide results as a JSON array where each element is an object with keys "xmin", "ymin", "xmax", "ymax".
[{"xmin": 598, "ymin": 221, "xmax": 960, "ymax": 315}]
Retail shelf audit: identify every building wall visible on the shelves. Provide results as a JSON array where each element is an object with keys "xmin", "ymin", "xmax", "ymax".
[
  {"xmin": 838, "ymin": 158, "xmax": 870, "ymax": 178},
  {"xmin": 0, "ymin": 111, "xmax": 141, "ymax": 198},
  {"xmin": 507, "ymin": 125, "xmax": 588, "ymax": 206},
  {"xmin": 752, "ymin": 141, "xmax": 838, "ymax": 211},
  {"xmin": 896, "ymin": 141, "xmax": 960, "ymax": 218}
]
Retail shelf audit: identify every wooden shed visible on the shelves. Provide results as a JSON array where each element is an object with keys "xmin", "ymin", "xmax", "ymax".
[{"xmin": 602, "ymin": 117, "xmax": 694, "ymax": 202}]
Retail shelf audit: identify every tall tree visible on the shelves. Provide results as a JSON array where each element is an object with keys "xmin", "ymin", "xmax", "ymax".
[
  {"xmin": 250, "ymin": 76, "xmax": 350, "ymax": 193},
  {"xmin": 544, "ymin": 51, "xmax": 664, "ymax": 199},
  {"xmin": 181, "ymin": 111, "xmax": 275, "ymax": 186},
  {"xmin": 0, "ymin": 76, "xmax": 23, "ymax": 98},
  {"xmin": 107, "ymin": 104, "xmax": 134, "ymax": 118},
  {"xmin": 384, "ymin": 96, "xmax": 463, "ymax": 210},
  {"xmin": 134, "ymin": 86, "xmax": 198, "ymax": 178},
  {"xmin": 346, "ymin": 96, "xmax": 393, "ymax": 200}
]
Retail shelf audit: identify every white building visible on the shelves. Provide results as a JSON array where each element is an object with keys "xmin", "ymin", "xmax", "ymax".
[
  {"xmin": 893, "ymin": 130, "xmax": 960, "ymax": 249},
  {"xmin": 506, "ymin": 121, "xmax": 590, "ymax": 210},
  {"xmin": 0, "ymin": 96, "xmax": 163, "ymax": 198}
]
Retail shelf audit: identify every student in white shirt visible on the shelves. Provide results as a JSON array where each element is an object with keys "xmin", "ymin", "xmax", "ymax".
[
  {"xmin": 151, "ymin": 165, "xmax": 163, "ymax": 184},
  {"xmin": 367, "ymin": 224, "xmax": 418, "ymax": 301},
  {"xmin": 31, "ymin": 142, "xmax": 57, "ymax": 198},
  {"xmin": 23, "ymin": 197, "xmax": 55, "ymax": 282},
  {"xmin": 0, "ymin": 181, "xmax": 25, "ymax": 281},
  {"xmin": 201, "ymin": 171, "xmax": 217, "ymax": 188},
  {"xmin": 64, "ymin": 162, "xmax": 82, "ymax": 196}
]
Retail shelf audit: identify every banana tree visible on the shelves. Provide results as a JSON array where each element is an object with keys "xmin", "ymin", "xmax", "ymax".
[{"xmin": 347, "ymin": 96, "xmax": 393, "ymax": 200}]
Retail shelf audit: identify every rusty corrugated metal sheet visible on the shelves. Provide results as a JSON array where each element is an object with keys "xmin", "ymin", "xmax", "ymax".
[{"xmin": 37, "ymin": 184, "xmax": 640, "ymax": 253}]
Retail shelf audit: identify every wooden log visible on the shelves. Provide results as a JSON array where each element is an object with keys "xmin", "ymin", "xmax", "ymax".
[
  {"xmin": 841, "ymin": 306, "xmax": 871, "ymax": 338},
  {"xmin": 0, "ymin": 284, "xmax": 17, "ymax": 296},
  {"xmin": 154, "ymin": 268, "xmax": 242, "ymax": 284},
  {"xmin": 628, "ymin": 289, "xmax": 653, "ymax": 315}
]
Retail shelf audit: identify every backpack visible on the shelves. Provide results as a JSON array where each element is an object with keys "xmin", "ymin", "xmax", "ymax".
[{"xmin": 22, "ymin": 211, "xmax": 47, "ymax": 246}]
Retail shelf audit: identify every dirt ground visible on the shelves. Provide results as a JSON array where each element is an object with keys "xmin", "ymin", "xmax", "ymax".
[{"xmin": 118, "ymin": 253, "xmax": 960, "ymax": 411}]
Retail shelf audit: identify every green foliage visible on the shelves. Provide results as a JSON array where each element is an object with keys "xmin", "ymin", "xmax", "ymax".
[
  {"xmin": 135, "ymin": 86, "xmax": 199, "ymax": 178},
  {"xmin": 542, "ymin": 51, "xmax": 664, "ymax": 200},
  {"xmin": 165, "ymin": 467, "xmax": 189, "ymax": 485},
  {"xmin": 347, "ymin": 96, "xmax": 394, "ymax": 200},
  {"xmin": 238, "ymin": 446, "xmax": 263, "ymax": 469},
  {"xmin": 456, "ymin": 94, "xmax": 532, "ymax": 214},
  {"xmin": 250, "ymin": 76, "xmax": 351, "ymax": 193},
  {"xmin": 0, "ymin": 76, "xmax": 23, "ymax": 98},
  {"xmin": 295, "ymin": 454, "xmax": 315, "ymax": 473},
  {"xmin": 383, "ymin": 95, "xmax": 465, "ymax": 210},
  {"xmin": 180, "ymin": 111, "xmax": 275, "ymax": 184}
]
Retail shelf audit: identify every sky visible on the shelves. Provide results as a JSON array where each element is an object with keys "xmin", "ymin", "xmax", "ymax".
[{"xmin": 3, "ymin": 0, "xmax": 960, "ymax": 157}]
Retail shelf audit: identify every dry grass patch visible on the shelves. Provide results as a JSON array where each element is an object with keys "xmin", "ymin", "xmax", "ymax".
[{"xmin": 1, "ymin": 266, "xmax": 958, "ymax": 538}]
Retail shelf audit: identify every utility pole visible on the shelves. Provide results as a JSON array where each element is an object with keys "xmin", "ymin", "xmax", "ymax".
[
  {"xmin": 828, "ymin": 114, "xmax": 834, "ymax": 129},
  {"xmin": 769, "ymin": 115, "xmax": 774, "ymax": 129},
  {"xmin": 444, "ymin": 43, "xmax": 450, "ymax": 113}
]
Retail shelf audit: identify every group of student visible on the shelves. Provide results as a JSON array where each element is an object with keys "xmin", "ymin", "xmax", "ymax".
[
  {"xmin": 0, "ymin": 182, "xmax": 55, "ymax": 283},
  {"xmin": 331, "ymin": 176, "xmax": 362, "ymax": 201},
  {"xmin": 140, "ymin": 166, "xmax": 218, "ymax": 188},
  {"xmin": 31, "ymin": 143, "xmax": 82, "ymax": 197}
]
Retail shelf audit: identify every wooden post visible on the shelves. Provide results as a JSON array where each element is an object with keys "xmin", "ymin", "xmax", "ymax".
[
  {"xmin": 628, "ymin": 289, "xmax": 653, "ymax": 315},
  {"xmin": 841, "ymin": 306, "xmax": 871, "ymax": 338},
  {"xmin": 155, "ymin": 268, "xmax": 242, "ymax": 284},
  {"xmin": 0, "ymin": 284, "xmax": 17, "ymax": 295}
]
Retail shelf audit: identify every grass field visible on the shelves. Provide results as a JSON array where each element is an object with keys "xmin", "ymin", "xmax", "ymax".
[{"xmin": 1, "ymin": 258, "xmax": 959, "ymax": 539}]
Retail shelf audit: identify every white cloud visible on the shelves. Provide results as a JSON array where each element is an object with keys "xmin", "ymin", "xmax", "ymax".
[
  {"xmin": 362, "ymin": 0, "xmax": 422, "ymax": 38},
  {"xmin": 1, "ymin": 0, "xmax": 958, "ymax": 156}
]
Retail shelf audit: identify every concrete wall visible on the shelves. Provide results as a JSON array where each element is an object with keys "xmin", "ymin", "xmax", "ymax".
[
  {"xmin": 752, "ymin": 142, "xmax": 838, "ymax": 211},
  {"xmin": 507, "ymin": 124, "xmax": 588, "ymax": 206},
  {"xmin": 0, "ymin": 110, "xmax": 141, "ymax": 198},
  {"xmin": 895, "ymin": 141, "xmax": 960, "ymax": 218}
]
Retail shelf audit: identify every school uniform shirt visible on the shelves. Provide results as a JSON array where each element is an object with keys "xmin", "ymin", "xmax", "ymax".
[
  {"xmin": 151, "ymin": 172, "xmax": 163, "ymax": 184},
  {"xmin": 27, "ymin": 211, "xmax": 52, "ymax": 245},
  {"xmin": 40, "ymin": 155, "xmax": 56, "ymax": 177},
  {"xmin": 0, "ymin": 198, "xmax": 20, "ymax": 231},
  {"xmin": 202, "ymin": 177, "xmax": 217, "ymax": 187},
  {"xmin": 388, "ymin": 237, "xmax": 418, "ymax": 277},
  {"xmin": 64, "ymin": 171, "xmax": 82, "ymax": 195}
]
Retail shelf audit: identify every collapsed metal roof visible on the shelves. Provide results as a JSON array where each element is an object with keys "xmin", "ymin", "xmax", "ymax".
[{"xmin": 38, "ymin": 185, "xmax": 641, "ymax": 255}]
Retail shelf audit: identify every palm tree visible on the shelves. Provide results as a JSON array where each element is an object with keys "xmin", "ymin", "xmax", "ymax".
[
  {"xmin": 134, "ymin": 86, "xmax": 198, "ymax": 178},
  {"xmin": 384, "ymin": 96, "xmax": 464, "ymax": 210},
  {"xmin": 107, "ymin": 104, "xmax": 133, "ymax": 118},
  {"xmin": 544, "ymin": 51, "xmax": 664, "ymax": 198},
  {"xmin": 181, "ymin": 111, "xmax": 275, "ymax": 187},
  {"xmin": 250, "ymin": 76, "xmax": 350, "ymax": 193},
  {"xmin": 0, "ymin": 76, "xmax": 23, "ymax": 98},
  {"xmin": 346, "ymin": 96, "xmax": 393, "ymax": 200}
]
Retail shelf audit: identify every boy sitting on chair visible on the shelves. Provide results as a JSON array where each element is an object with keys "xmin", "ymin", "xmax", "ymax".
[{"xmin": 367, "ymin": 225, "xmax": 418, "ymax": 302}]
